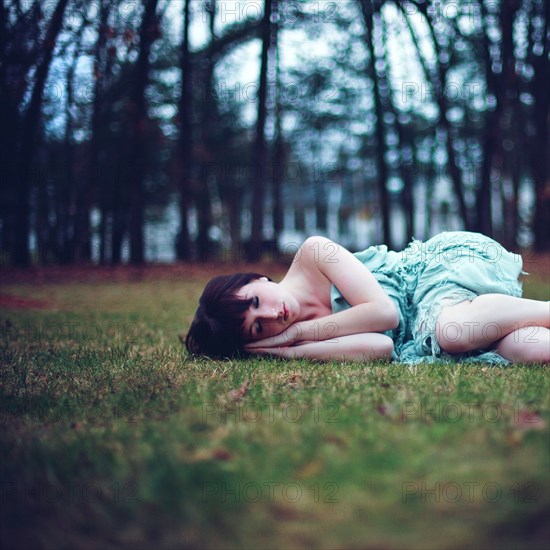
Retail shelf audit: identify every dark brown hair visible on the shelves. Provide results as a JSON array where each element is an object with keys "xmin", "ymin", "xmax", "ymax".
[{"xmin": 185, "ymin": 272, "xmax": 269, "ymax": 359}]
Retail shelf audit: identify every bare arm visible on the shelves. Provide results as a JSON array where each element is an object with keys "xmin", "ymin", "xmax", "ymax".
[
  {"xmin": 245, "ymin": 333, "xmax": 394, "ymax": 362},
  {"xmin": 248, "ymin": 236, "xmax": 399, "ymax": 349},
  {"xmin": 246, "ymin": 303, "xmax": 397, "ymax": 348}
]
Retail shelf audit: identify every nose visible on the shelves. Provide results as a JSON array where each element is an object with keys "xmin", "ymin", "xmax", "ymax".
[{"xmin": 259, "ymin": 306, "xmax": 281, "ymax": 320}]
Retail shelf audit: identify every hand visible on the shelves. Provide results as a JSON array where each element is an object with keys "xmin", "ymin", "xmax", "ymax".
[
  {"xmin": 244, "ymin": 344, "xmax": 295, "ymax": 358},
  {"xmin": 244, "ymin": 323, "xmax": 305, "ymax": 349}
]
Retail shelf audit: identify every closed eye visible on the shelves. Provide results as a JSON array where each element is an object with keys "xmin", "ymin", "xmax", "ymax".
[
  {"xmin": 253, "ymin": 296, "xmax": 262, "ymax": 336},
  {"xmin": 246, "ymin": 296, "xmax": 262, "ymax": 339},
  {"xmin": 247, "ymin": 320, "xmax": 262, "ymax": 339}
]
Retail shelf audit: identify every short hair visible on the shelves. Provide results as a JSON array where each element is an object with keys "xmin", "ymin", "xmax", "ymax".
[{"xmin": 185, "ymin": 272, "xmax": 269, "ymax": 359}]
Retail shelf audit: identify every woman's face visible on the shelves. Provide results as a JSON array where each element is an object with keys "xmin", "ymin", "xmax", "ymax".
[{"xmin": 236, "ymin": 277, "xmax": 299, "ymax": 341}]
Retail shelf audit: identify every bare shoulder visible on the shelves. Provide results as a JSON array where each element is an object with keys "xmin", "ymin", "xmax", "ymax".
[
  {"xmin": 281, "ymin": 236, "xmax": 344, "ymax": 283},
  {"xmin": 297, "ymin": 235, "xmax": 344, "ymax": 266},
  {"xmin": 291, "ymin": 235, "xmax": 394, "ymax": 308},
  {"xmin": 283, "ymin": 235, "xmax": 336, "ymax": 282},
  {"xmin": 298, "ymin": 235, "xmax": 361, "ymax": 277},
  {"xmin": 280, "ymin": 236, "xmax": 342, "ymax": 292}
]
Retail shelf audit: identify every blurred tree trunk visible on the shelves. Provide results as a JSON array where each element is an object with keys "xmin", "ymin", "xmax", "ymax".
[
  {"xmin": 532, "ymin": 0, "xmax": 550, "ymax": 251},
  {"xmin": 111, "ymin": 171, "xmax": 125, "ymax": 264},
  {"xmin": 175, "ymin": 2, "xmax": 263, "ymax": 261},
  {"xmin": 90, "ymin": 0, "xmax": 112, "ymax": 264},
  {"xmin": 0, "ymin": 6, "xmax": 25, "ymax": 261},
  {"xmin": 420, "ymin": 3, "xmax": 470, "ymax": 231},
  {"xmin": 401, "ymin": 143, "xmax": 414, "ymax": 242},
  {"xmin": 36, "ymin": 147, "xmax": 48, "ymax": 264},
  {"xmin": 196, "ymin": 1, "xmax": 216, "ymax": 262},
  {"xmin": 0, "ymin": 1, "xmax": 5, "ymax": 77},
  {"xmin": 510, "ymin": 123, "xmax": 521, "ymax": 248},
  {"xmin": 60, "ymin": 70, "xmax": 76, "ymax": 263},
  {"xmin": 227, "ymin": 188, "xmax": 241, "ymax": 252},
  {"xmin": 128, "ymin": 0, "xmax": 160, "ymax": 264},
  {"xmin": 109, "ymin": 10, "xmax": 126, "ymax": 265},
  {"xmin": 424, "ymin": 164, "xmax": 434, "ymax": 237},
  {"xmin": 272, "ymin": 86, "xmax": 285, "ymax": 248},
  {"xmin": 500, "ymin": 0, "xmax": 521, "ymax": 248},
  {"xmin": 61, "ymin": 35, "xmax": 80, "ymax": 264},
  {"xmin": 359, "ymin": 0, "xmax": 392, "ymax": 247},
  {"xmin": 476, "ymin": 1, "xmax": 521, "ymax": 242},
  {"xmin": 176, "ymin": 0, "xmax": 193, "ymax": 261},
  {"xmin": 476, "ymin": 3, "xmax": 501, "ymax": 236},
  {"xmin": 313, "ymin": 142, "xmax": 327, "ymax": 231},
  {"xmin": 13, "ymin": 0, "xmax": 70, "ymax": 266},
  {"xmin": 398, "ymin": 3, "xmax": 435, "ymax": 239},
  {"xmin": 249, "ymin": 0, "xmax": 273, "ymax": 260},
  {"xmin": 0, "ymin": 0, "xmax": 19, "ymax": 261},
  {"xmin": 84, "ymin": 0, "xmax": 111, "ymax": 263},
  {"xmin": 476, "ymin": 39, "xmax": 496, "ymax": 237},
  {"xmin": 272, "ymin": 132, "xmax": 285, "ymax": 248},
  {"xmin": 294, "ymin": 204, "xmax": 305, "ymax": 232},
  {"xmin": 271, "ymin": 0, "xmax": 284, "ymax": 249},
  {"xmin": 62, "ymin": 5, "xmax": 97, "ymax": 263},
  {"xmin": 380, "ymin": 14, "xmax": 414, "ymax": 243}
]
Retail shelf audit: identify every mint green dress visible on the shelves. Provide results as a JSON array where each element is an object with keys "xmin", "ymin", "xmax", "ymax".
[{"xmin": 331, "ymin": 231, "xmax": 524, "ymax": 364}]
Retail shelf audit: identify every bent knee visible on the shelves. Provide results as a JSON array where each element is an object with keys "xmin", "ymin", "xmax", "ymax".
[
  {"xmin": 371, "ymin": 334, "xmax": 394, "ymax": 359},
  {"xmin": 435, "ymin": 320, "xmax": 473, "ymax": 354},
  {"xmin": 436, "ymin": 301, "xmax": 483, "ymax": 354},
  {"xmin": 498, "ymin": 345, "xmax": 550, "ymax": 364},
  {"xmin": 496, "ymin": 328, "xmax": 550, "ymax": 364}
]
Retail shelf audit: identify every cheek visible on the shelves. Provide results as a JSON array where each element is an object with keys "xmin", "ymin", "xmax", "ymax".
[{"xmin": 264, "ymin": 321, "xmax": 285, "ymax": 337}]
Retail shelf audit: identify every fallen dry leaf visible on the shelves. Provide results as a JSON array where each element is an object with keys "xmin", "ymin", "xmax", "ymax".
[
  {"xmin": 269, "ymin": 504, "xmax": 309, "ymax": 521},
  {"xmin": 212, "ymin": 448, "xmax": 232, "ymax": 461},
  {"xmin": 323, "ymin": 434, "xmax": 347, "ymax": 449},
  {"xmin": 512, "ymin": 409, "xmax": 546, "ymax": 431},
  {"xmin": 287, "ymin": 373, "xmax": 303, "ymax": 386},
  {"xmin": 296, "ymin": 460, "xmax": 324, "ymax": 479},
  {"xmin": 506, "ymin": 431, "xmax": 523, "ymax": 447},
  {"xmin": 376, "ymin": 402, "xmax": 396, "ymax": 417},
  {"xmin": 226, "ymin": 379, "xmax": 250, "ymax": 402}
]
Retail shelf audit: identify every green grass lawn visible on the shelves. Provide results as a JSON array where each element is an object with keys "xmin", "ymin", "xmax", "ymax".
[{"xmin": 1, "ymin": 269, "xmax": 549, "ymax": 549}]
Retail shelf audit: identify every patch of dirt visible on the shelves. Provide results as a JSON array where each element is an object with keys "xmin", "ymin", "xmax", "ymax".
[
  {"xmin": 0, "ymin": 261, "xmax": 289, "ymax": 285},
  {"xmin": 0, "ymin": 294, "xmax": 58, "ymax": 310},
  {"xmin": 521, "ymin": 252, "xmax": 550, "ymax": 278},
  {"xmin": 0, "ymin": 251, "xmax": 546, "ymax": 289}
]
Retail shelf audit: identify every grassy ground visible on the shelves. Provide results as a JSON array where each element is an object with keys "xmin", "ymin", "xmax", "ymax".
[{"xmin": 1, "ymin": 263, "xmax": 549, "ymax": 549}]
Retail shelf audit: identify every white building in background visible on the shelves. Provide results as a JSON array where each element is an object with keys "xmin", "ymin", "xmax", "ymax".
[{"xmin": 82, "ymin": 168, "xmax": 534, "ymax": 264}]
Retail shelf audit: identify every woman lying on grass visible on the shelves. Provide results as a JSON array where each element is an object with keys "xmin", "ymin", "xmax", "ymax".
[{"xmin": 186, "ymin": 231, "xmax": 550, "ymax": 364}]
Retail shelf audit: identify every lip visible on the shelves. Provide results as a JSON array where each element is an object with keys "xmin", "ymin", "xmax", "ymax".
[{"xmin": 283, "ymin": 303, "xmax": 288, "ymax": 321}]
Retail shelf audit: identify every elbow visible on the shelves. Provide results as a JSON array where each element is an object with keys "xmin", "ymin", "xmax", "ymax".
[{"xmin": 356, "ymin": 334, "xmax": 394, "ymax": 361}]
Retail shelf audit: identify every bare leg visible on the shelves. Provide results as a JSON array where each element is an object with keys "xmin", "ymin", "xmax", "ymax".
[
  {"xmin": 436, "ymin": 294, "xmax": 550, "ymax": 362},
  {"xmin": 494, "ymin": 327, "xmax": 550, "ymax": 363}
]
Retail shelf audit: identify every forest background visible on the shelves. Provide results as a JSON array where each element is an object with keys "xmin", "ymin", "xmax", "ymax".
[{"xmin": 1, "ymin": 0, "xmax": 549, "ymax": 266}]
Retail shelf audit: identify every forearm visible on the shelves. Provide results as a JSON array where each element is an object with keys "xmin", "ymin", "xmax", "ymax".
[
  {"xmin": 301, "ymin": 302, "xmax": 399, "ymax": 338},
  {"xmin": 246, "ymin": 301, "xmax": 399, "ymax": 351},
  {"xmin": 250, "ymin": 333, "xmax": 394, "ymax": 362}
]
